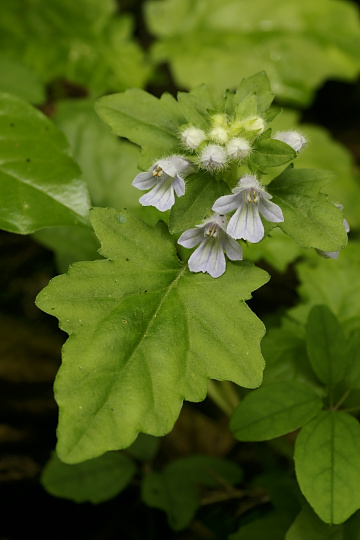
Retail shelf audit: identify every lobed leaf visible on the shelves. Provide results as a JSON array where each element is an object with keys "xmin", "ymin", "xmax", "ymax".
[
  {"xmin": 268, "ymin": 167, "xmax": 348, "ymax": 252},
  {"xmin": 36, "ymin": 207, "xmax": 269, "ymax": 463}
]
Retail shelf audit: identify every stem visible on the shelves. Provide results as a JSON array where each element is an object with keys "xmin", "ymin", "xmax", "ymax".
[{"xmin": 207, "ymin": 380, "xmax": 241, "ymax": 416}]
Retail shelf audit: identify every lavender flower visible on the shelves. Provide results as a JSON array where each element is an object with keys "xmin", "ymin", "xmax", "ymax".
[
  {"xmin": 178, "ymin": 213, "xmax": 243, "ymax": 278},
  {"xmin": 132, "ymin": 156, "xmax": 194, "ymax": 212},
  {"xmin": 212, "ymin": 174, "xmax": 284, "ymax": 243}
]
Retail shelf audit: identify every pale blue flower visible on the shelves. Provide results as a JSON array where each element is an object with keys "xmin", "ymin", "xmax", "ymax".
[
  {"xmin": 132, "ymin": 156, "xmax": 194, "ymax": 212},
  {"xmin": 178, "ymin": 213, "xmax": 243, "ymax": 278},
  {"xmin": 212, "ymin": 174, "xmax": 284, "ymax": 243}
]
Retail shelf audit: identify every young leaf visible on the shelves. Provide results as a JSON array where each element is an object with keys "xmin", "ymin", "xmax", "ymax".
[
  {"xmin": 95, "ymin": 89, "xmax": 186, "ymax": 167},
  {"xmin": 268, "ymin": 167, "xmax": 348, "ymax": 252},
  {"xmin": 141, "ymin": 455, "xmax": 243, "ymax": 530},
  {"xmin": 230, "ymin": 381, "xmax": 323, "ymax": 442},
  {"xmin": 294, "ymin": 410, "xmax": 360, "ymax": 524},
  {"xmin": 249, "ymin": 138, "xmax": 296, "ymax": 168},
  {"xmin": 177, "ymin": 89, "xmax": 212, "ymax": 131},
  {"xmin": 305, "ymin": 305, "xmax": 347, "ymax": 387},
  {"xmin": 41, "ymin": 451, "xmax": 136, "ymax": 504},
  {"xmin": 230, "ymin": 510, "xmax": 295, "ymax": 540},
  {"xmin": 36, "ymin": 207, "xmax": 269, "ymax": 463},
  {"xmin": 0, "ymin": 92, "xmax": 91, "ymax": 234},
  {"xmin": 168, "ymin": 171, "xmax": 229, "ymax": 234}
]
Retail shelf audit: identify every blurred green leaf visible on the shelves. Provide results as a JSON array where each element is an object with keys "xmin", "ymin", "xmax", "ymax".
[
  {"xmin": 142, "ymin": 455, "xmax": 243, "ymax": 530},
  {"xmin": 0, "ymin": 92, "xmax": 90, "ymax": 234},
  {"xmin": 41, "ymin": 451, "xmax": 136, "ymax": 503},
  {"xmin": 305, "ymin": 305, "xmax": 347, "ymax": 387},
  {"xmin": 144, "ymin": 0, "xmax": 360, "ymax": 106},
  {"xmin": 294, "ymin": 411, "xmax": 360, "ymax": 524}
]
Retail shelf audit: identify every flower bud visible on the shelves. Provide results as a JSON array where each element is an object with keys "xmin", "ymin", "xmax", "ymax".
[
  {"xmin": 226, "ymin": 137, "xmax": 252, "ymax": 161},
  {"xmin": 211, "ymin": 113, "xmax": 229, "ymax": 129},
  {"xmin": 273, "ymin": 130, "xmax": 307, "ymax": 153},
  {"xmin": 242, "ymin": 116, "xmax": 265, "ymax": 134},
  {"xmin": 180, "ymin": 126, "xmax": 206, "ymax": 150},
  {"xmin": 199, "ymin": 144, "xmax": 227, "ymax": 172},
  {"xmin": 209, "ymin": 126, "xmax": 229, "ymax": 144}
]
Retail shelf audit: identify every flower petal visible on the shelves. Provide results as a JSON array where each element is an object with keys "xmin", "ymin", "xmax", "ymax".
[
  {"xmin": 222, "ymin": 235, "xmax": 243, "ymax": 261},
  {"xmin": 212, "ymin": 193, "xmax": 241, "ymax": 214},
  {"xmin": 132, "ymin": 171, "xmax": 157, "ymax": 190},
  {"xmin": 172, "ymin": 175, "xmax": 186, "ymax": 197},
  {"xmin": 227, "ymin": 204, "xmax": 264, "ymax": 243},
  {"xmin": 188, "ymin": 237, "xmax": 226, "ymax": 278},
  {"xmin": 158, "ymin": 156, "xmax": 190, "ymax": 177},
  {"xmin": 139, "ymin": 178, "xmax": 175, "ymax": 211},
  {"xmin": 178, "ymin": 227, "xmax": 204, "ymax": 248},
  {"xmin": 259, "ymin": 197, "xmax": 284, "ymax": 223}
]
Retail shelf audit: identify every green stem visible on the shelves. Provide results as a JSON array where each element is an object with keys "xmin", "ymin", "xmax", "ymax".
[{"xmin": 207, "ymin": 380, "xmax": 241, "ymax": 416}]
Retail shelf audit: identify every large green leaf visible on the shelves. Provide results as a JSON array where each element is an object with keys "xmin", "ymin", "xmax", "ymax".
[
  {"xmin": 268, "ymin": 167, "xmax": 348, "ymax": 252},
  {"xmin": 305, "ymin": 305, "xmax": 347, "ymax": 388},
  {"xmin": 0, "ymin": 92, "xmax": 91, "ymax": 234},
  {"xmin": 294, "ymin": 411, "xmax": 360, "ymax": 524},
  {"xmin": 36, "ymin": 207, "xmax": 269, "ymax": 463},
  {"xmin": 144, "ymin": 0, "xmax": 360, "ymax": 105},
  {"xmin": 41, "ymin": 451, "xmax": 136, "ymax": 503},
  {"xmin": 142, "ymin": 455, "xmax": 242, "ymax": 530},
  {"xmin": 230, "ymin": 380, "xmax": 323, "ymax": 441}
]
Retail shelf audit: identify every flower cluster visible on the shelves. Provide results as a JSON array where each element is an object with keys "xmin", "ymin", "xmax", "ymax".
[
  {"xmin": 181, "ymin": 112, "xmax": 264, "ymax": 173},
  {"xmin": 131, "ymin": 112, "xmax": 309, "ymax": 278}
]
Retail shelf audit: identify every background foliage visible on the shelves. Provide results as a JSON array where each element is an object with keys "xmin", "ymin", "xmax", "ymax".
[{"xmin": 2, "ymin": 0, "xmax": 360, "ymax": 539}]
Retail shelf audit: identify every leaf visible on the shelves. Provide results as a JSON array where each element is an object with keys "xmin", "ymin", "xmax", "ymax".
[
  {"xmin": 0, "ymin": 0, "xmax": 150, "ymax": 98},
  {"xmin": 261, "ymin": 318, "xmax": 319, "ymax": 388},
  {"xmin": 305, "ymin": 305, "xmax": 347, "ymax": 387},
  {"xmin": 288, "ymin": 242, "xmax": 360, "ymax": 333},
  {"xmin": 95, "ymin": 89, "xmax": 186, "ymax": 167},
  {"xmin": 250, "ymin": 138, "xmax": 296, "ymax": 168},
  {"xmin": 230, "ymin": 381, "xmax": 323, "ymax": 442},
  {"xmin": 35, "ymin": 207, "xmax": 269, "ymax": 463},
  {"xmin": 177, "ymin": 89, "xmax": 212, "ymax": 131},
  {"xmin": 0, "ymin": 56, "xmax": 45, "ymax": 104},
  {"xmin": 230, "ymin": 510, "xmax": 295, "ymax": 540},
  {"xmin": 294, "ymin": 410, "xmax": 360, "ymax": 524},
  {"xmin": 169, "ymin": 171, "xmax": 229, "ymax": 233},
  {"xmin": 0, "ymin": 92, "xmax": 91, "ymax": 234},
  {"xmin": 41, "ymin": 451, "xmax": 136, "ymax": 504},
  {"xmin": 268, "ymin": 168, "xmax": 348, "ymax": 252},
  {"xmin": 285, "ymin": 504, "xmax": 344, "ymax": 540},
  {"xmin": 141, "ymin": 454, "xmax": 242, "ymax": 530},
  {"xmin": 234, "ymin": 72, "xmax": 274, "ymax": 115},
  {"xmin": 344, "ymin": 331, "xmax": 360, "ymax": 390},
  {"xmin": 145, "ymin": 0, "xmax": 360, "ymax": 105}
]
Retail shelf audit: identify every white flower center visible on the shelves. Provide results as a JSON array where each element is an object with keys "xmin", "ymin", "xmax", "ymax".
[
  {"xmin": 246, "ymin": 188, "xmax": 259, "ymax": 205},
  {"xmin": 204, "ymin": 222, "xmax": 221, "ymax": 238},
  {"xmin": 152, "ymin": 166, "xmax": 163, "ymax": 178}
]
